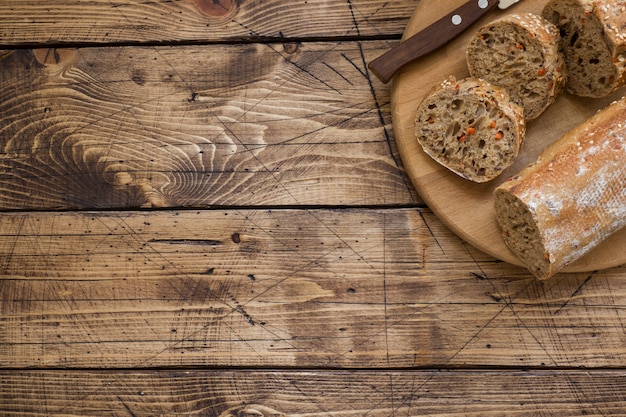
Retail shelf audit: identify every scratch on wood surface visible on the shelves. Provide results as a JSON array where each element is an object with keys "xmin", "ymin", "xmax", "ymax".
[
  {"xmin": 148, "ymin": 238, "xmax": 224, "ymax": 246},
  {"xmin": 346, "ymin": 0, "xmax": 406, "ymax": 183},
  {"xmin": 454, "ymin": 242, "xmax": 562, "ymax": 365},
  {"xmin": 258, "ymin": 38, "xmax": 343, "ymax": 96},
  {"xmin": 554, "ymin": 272, "xmax": 596, "ymax": 315},
  {"xmin": 341, "ymin": 52, "xmax": 367, "ymax": 79},
  {"xmin": 0, "ymin": 215, "xmax": 26, "ymax": 275},
  {"xmin": 117, "ymin": 395, "xmax": 138, "ymax": 417},
  {"xmin": 382, "ymin": 211, "xmax": 391, "ymax": 368},
  {"xmin": 482, "ymin": 279, "xmax": 560, "ymax": 366},
  {"xmin": 90, "ymin": 214, "xmax": 309, "ymax": 364},
  {"xmin": 322, "ymin": 61, "xmax": 354, "ymax": 85},
  {"xmin": 418, "ymin": 211, "xmax": 445, "ymax": 256}
]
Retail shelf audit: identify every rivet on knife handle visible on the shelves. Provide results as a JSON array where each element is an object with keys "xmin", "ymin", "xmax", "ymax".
[{"xmin": 368, "ymin": 0, "xmax": 502, "ymax": 84}]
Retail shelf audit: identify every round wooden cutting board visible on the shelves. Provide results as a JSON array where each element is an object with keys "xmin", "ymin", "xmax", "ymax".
[{"xmin": 391, "ymin": 0, "xmax": 626, "ymax": 272}]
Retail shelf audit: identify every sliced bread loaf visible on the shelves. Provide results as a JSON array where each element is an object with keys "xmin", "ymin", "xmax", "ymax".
[
  {"xmin": 414, "ymin": 76, "xmax": 526, "ymax": 183},
  {"xmin": 542, "ymin": 0, "xmax": 626, "ymax": 97},
  {"xmin": 466, "ymin": 13, "xmax": 566, "ymax": 121},
  {"xmin": 494, "ymin": 96, "xmax": 626, "ymax": 279}
]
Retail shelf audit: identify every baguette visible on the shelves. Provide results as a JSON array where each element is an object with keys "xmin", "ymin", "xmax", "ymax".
[
  {"xmin": 414, "ymin": 76, "xmax": 526, "ymax": 183},
  {"xmin": 467, "ymin": 13, "xmax": 566, "ymax": 121},
  {"xmin": 542, "ymin": 0, "xmax": 626, "ymax": 98},
  {"xmin": 494, "ymin": 96, "xmax": 626, "ymax": 279}
]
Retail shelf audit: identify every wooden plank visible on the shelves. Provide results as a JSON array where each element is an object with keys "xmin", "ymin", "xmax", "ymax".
[
  {"xmin": 0, "ymin": 0, "xmax": 418, "ymax": 45},
  {"xmin": 0, "ymin": 42, "xmax": 416, "ymax": 210},
  {"xmin": 1, "ymin": 208, "xmax": 626, "ymax": 369},
  {"xmin": 2, "ymin": 369, "xmax": 626, "ymax": 416}
]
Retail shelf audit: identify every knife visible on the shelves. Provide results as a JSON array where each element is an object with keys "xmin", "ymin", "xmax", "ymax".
[{"xmin": 368, "ymin": 0, "xmax": 521, "ymax": 84}]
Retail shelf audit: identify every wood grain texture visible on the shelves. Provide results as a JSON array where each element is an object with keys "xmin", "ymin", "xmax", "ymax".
[
  {"xmin": 3, "ymin": 0, "xmax": 626, "ymax": 413},
  {"xmin": 2, "ymin": 369, "xmax": 626, "ymax": 416},
  {"xmin": 0, "ymin": 0, "xmax": 418, "ymax": 45},
  {"xmin": 0, "ymin": 42, "xmax": 416, "ymax": 209},
  {"xmin": 1, "ymin": 208, "xmax": 626, "ymax": 369}
]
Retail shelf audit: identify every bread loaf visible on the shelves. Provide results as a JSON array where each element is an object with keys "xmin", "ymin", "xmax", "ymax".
[
  {"xmin": 414, "ymin": 76, "xmax": 526, "ymax": 183},
  {"xmin": 467, "ymin": 13, "xmax": 566, "ymax": 121},
  {"xmin": 542, "ymin": 0, "xmax": 626, "ymax": 98},
  {"xmin": 494, "ymin": 96, "xmax": 626, "ymax": 279}
]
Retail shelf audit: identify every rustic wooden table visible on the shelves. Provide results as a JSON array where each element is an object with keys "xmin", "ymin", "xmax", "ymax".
[{"xmin": 2, "ymin": 1, "xmax": 626, "ymax": 415}]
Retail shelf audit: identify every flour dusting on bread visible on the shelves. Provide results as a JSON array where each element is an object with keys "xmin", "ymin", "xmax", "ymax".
[{"xmin": 494, "ymin": 98, "xmax": 626, "ymax": 279}]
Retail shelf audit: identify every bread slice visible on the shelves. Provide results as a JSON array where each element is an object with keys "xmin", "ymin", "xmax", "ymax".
[
  {"xmin": 494, "ymin": 96, "xmax": 626, "ymax": 279},
  {"xmin": 542, "ymin": 0, "xmax": 626, "ymax": 97},
  {"xmin": 466, "ymin": 13, "xmax": 566, "ymax": 121},
  {"xmin": 414, "ymin": 76, "xmax": 526, "ymax": 183}
]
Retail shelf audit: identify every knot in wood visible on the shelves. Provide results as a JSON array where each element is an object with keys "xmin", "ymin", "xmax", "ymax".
[
  {"xmin": 282, "ymin": 42, "xmax": 301, "ymax": 55},
  {"xmin": 218, "ymin": 404, "xmax": 286, "ymax": 417},
  {"xmin": 33, "ymin": 48, "xmax": 76, "ymax": 69},
  {"xmin": 112, "ymin": 171, "xmax": 133, "ymax": 187},
  {"xmin": 194, "ymin": 0, "xmax": 236, "ymax": 17}
]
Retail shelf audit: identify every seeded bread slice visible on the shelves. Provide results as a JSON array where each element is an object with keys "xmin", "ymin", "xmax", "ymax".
[
  {"xmin": 542, "ymin": 0, "xmax": 626, "ymax": 97},
  {"xmin": 466, "ymin": 13, "xmax": 566, "ymax": 121},
  {"xmin": 414, "ymin": 76, "xmax": 526, "ymax": 183},
  {"xmin": 494, "ymin": 96, "xmax": 626, "ymax": 279}
]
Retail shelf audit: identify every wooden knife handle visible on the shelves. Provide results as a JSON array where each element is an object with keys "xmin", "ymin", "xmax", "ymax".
[{"xmin": 368, "ymin": 0, "xmax": 500, "ymax": 84}]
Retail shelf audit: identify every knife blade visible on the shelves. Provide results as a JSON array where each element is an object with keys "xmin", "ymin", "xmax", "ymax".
[{"xmin": 368, "ymin": 0, "xmax": 521, "ymax": 84}]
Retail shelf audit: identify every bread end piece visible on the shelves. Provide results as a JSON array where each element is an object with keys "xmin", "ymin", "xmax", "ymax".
[{"xmin": 494, "ymin": 187, "xmax": 555, "ymax": 279}]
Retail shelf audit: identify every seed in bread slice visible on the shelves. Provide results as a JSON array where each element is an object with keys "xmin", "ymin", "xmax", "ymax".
[
  {"xmin": 466, "ymin": 13, "xmax": 566, "ymax": 121},
  {"xmin": 414, "ymin": 76, "xmax": 526, "ymax": 183},
  {"xmin": 542, "ymin": 0, "xmax": 626, "ymax": 98},
  {"xmin": 494, "ymin": 96, "xmax": 626, "ymax": 279}
]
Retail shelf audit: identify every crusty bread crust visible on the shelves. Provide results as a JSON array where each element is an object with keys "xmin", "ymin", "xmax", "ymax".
[
  {"xmin": 414, "ymin": 77, "xmax": 526, "ymax": 183},
  {"xmin": 542, "ymin": 0, "xmax": 626, "ymax": 97},
  {"xmin": 467, "ymin": 13, "xmax": 566, "ymax": 121},
  {"xmin": 494, "ymin": 96, "xmax": 626, "ymax": 279}
]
